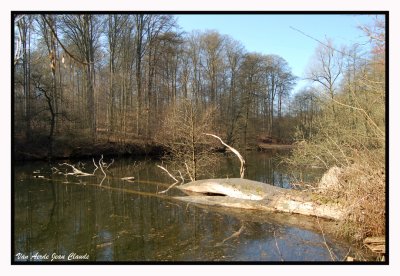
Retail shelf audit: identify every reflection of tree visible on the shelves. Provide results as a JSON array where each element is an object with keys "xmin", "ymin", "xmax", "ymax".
[
  {"xmin": 17, "ymin": 182, "xmax": 58, "ymax": 254},
  {"xmin": 14, "ymin": 176, "xmax": 100, "ymax": 260}
]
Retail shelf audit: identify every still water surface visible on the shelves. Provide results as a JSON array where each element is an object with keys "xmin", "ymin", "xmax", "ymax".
[{"xmin": 13, "ymin": 152, "xmax": 370, "ymax": 262}]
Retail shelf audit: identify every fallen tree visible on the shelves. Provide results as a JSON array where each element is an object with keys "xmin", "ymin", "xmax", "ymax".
[
  {"xmin": 156, "ymin": 134, "xmax": 343, "ymax": 220},
  {"xmin": 175, "ymin": 178, "xmax": 343, "ymax": 220}
]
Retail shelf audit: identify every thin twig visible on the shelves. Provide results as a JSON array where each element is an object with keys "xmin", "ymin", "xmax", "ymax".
[
  {"xmin": 105, "ymin": 159, "xmax": 114, "ymax": 170},
  {"xmin": 316, "ymin": 216, "xmax": 337, "ymax": 261},
  {"xmin": 290, "ymin": 26, "xmax": 369, "ymax": 61},
  {"xmin": 273, "ymin": 231, "xmax": 284, "ymax": 261},
  {"xmin": 99, "ymin": 175, "xmax": 106, "ymax": 186},
  {"xmin": 342, "ymin": 246, "xmax": 353, "ymax": 261},
  {"xmin": 314, "ymin": 154, "xmax": 329, "ymax": 169},
  {"xmin": 184, "ymin": 162, "xmax": 194, "ymax": 182},
  {"xmin": 92, "ymin": 158, "xmax": 99, "ymax": 174},
  {"xmin": 330, "ymin": 97, "xmax": 385, "ymax": 137},
  {"xmin": 178, "ymin": 170, "xmax": 185, "ymax": 184},
  {"xmin": 41, "ymin": 15, "xmax": 90, "ymax": 66}
]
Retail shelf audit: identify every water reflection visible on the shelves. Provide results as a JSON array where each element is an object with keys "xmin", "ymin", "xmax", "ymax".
[{"xmin": 13, "ymin": 153, "xmax": 371, "ymax": 262}]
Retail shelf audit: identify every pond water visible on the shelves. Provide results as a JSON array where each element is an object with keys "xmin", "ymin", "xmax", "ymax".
[{"xmin": 13, "ymin": 151, "xmax": 372, "ymax": 262}]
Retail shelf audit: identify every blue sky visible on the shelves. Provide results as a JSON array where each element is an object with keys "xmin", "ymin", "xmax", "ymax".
[{"xmin": 175, "ymin": 14, "xmax": 381, "ymax": 94}]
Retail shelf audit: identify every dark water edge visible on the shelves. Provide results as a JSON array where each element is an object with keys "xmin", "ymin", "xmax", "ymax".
[
  {"xmin": 14, "ymin": 138, "xmax": 167, "ymax": 161},
  {"xmin": 12, "ymin": 152, "xmax": 375, "ymax": 262}
]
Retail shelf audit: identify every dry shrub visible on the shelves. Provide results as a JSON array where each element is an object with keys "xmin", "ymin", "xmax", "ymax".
[
  {"xmin": 288, "ymin": 139, "xmax": 386, "ymax": 242},
  {"xmin": 155, "ymin": 99, "xmax": 220, "ymax": 181},
  {"xmin": 334, "ymin": 150, "xmax": 385, "ymax": 241}
]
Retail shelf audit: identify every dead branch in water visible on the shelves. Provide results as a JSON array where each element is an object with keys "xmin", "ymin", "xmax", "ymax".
[
  {"xmin": 59, "ymin": 163, "xmax": 96, "ymax": 177},
  {"xmin": 204, "ymin": 133, "xmax": 246, "ymax": 178},
  {"xmin": 121, "ymin": 176, "xmax": 135, "ymax": 182},
  {"xmin": 157, "ymin": 165, "xmax": 179, "ymax": 194},
  {"xmin": 98, "ymin": 155, "xmax": 107, "ymax": 186},
  {"xmin": 58, "ymin": 155, "xmax": 113, "ymax": 186}
]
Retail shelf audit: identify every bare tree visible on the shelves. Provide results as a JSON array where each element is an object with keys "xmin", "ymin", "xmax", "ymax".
[
  {"xmin": 57, "ymin": 14, "xmax": 103, "ymax": 140},
  {"xmin": 306, "ymin": 39, "xmax": 343, "ymax": 116},
  {"xmin": 15, "ymin": 15, "xmax": 32, "ymax": 141},
  {"xmin": 156, "ymin": 99, "xmax": 217, "ymax": 181},
  {"xmin": 224, "ymin": 36, "xmax": 245, "ymax": 145}
]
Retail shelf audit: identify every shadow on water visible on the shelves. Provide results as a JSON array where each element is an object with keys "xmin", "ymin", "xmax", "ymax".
[{"xmin": 13, "ymin": 152, "xmax": 374, "ymax": 262}]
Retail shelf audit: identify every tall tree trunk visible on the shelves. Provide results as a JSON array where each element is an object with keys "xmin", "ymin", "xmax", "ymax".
[
  {"xmin": 135, "ymin": 15, "xmax": 144, "ymax": 136},
  {"xmin": 83, "ymin": 15, "xmax": 96, "ymax": 141},
  {"xmin": 17, "ymin": 18, "xmax": 31, "ymax": 141}
]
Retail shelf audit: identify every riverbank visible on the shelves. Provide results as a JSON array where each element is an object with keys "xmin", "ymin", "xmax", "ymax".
[
  {"xmin": 14, "ymin": 134, "xmax": 295, "ymax": 161},
  {"xmin": 13, "ymin": 135, "xmax": 166, "ymax": 161}
]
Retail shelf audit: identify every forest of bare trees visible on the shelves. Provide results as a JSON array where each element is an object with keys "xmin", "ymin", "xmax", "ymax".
[{"xmin": 13, "ymin": 14, "xmax": 299, "ymax": 161}]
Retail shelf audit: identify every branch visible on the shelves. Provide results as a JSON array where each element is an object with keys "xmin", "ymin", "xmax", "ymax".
[
  {"xmin": 157, "ymin": 165, "xmax": 179, "ymax": 194},
  {"xmin": 98, "ymin": 155, "xmax": 107, "ymax": 186},
  {"xmin": 59, "ymin": 163, "xmax": 94, "ymax": 177},
  {"xmin": 184, "ymin": 162, "xmax": 194, "ymax": 182},
  {"xmin": 290, "ymin": 26, "xmax": 367, "ymax": 61},
  {"xmin": 216, "ymin": 224, "xmax": 245, "ymax": 247},
  {"xmin": 92, "ymin": 158, "xmax": 99, "ymax": 174},
  {"xmin": 178, "ymin": 170, "xmax": 185, "ymax": 184},
  {"xmin": 273, "ymin": 231, "xmax": 285, "ymax": 261},
  {"xmin": 330, "ymin": 97, "xmax": 385, "ymax": 137},
  {"xmin": 316, "ymin": 216, "xmax": 337, "ymax": 261},
  {"xmin": 41, "ymin": 15, "xmax": 89, "ymax": 66},
  {"xmin": 204, "ymin": 133, "xmax": 246, "ymax": 178},
  {"xmin": 121, "ymin": 176, "xmax": 135, "ymax": 182},
  {"xmin": 59, "ymin": 155, "xmax": 113, "ymax": 186},
  {"xmin": 105, "ymin": 159, "xmax": 115, "ymax": 170}
]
